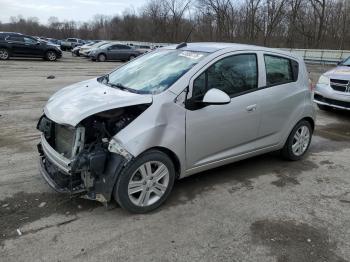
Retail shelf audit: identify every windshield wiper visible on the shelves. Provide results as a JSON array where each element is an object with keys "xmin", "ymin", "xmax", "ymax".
[{"xmin": 107, "ymin": 82, "xmax": 138, "ymax": 93}]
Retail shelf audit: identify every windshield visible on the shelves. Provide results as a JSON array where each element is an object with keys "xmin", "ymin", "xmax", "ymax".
[
  {"xmin": 106, "ymin": 49, "xmax": 208, "ymax": 94},
  {"xmin": 341, "ymin": 57, "xmax": 350, "ymax": 66}
]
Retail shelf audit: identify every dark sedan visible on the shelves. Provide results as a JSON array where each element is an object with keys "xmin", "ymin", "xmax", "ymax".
[
  {"xmin": 0, "ymin": 32, "xmax": 62, "ymax": 61},
  {"xmin": 89, "ymin": 43, "xmax": 141, "ymax": 62}
]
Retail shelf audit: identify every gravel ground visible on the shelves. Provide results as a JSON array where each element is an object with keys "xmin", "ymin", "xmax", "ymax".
[{"xmin": 0, "ymin": 53, "xmax": 349, "ymax": 262}]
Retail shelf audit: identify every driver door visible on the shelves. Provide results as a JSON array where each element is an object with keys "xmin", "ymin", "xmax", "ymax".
[{"xmin": 185, "ymin": 53, "xmax": 262, "ymax": 171}]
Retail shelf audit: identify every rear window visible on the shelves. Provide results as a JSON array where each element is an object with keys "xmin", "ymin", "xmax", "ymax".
[
  {"xmin": 264, "ymin": 55, "xmax": 298, "ymax": 86},
  {"xmin": 7, "ymin": 36, "xmax": 24, "ymax": 42}
]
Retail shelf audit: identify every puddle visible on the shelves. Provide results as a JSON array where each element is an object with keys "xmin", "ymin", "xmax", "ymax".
[
  {"xmin": 270, "ymin": 160, "xmax": 318, "ymax": 188},
  {"xmin": 251, "ymin": 219, "xmax": 346, "ymax": 262}
]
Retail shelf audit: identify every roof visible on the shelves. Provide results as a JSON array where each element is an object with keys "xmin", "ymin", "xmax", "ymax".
[{"xmin": 164, "ymin": 42, "xmax": 299, "ymax": 59}]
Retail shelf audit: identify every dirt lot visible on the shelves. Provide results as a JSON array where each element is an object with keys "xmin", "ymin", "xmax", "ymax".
[{"xmin": 0, "ymin": 54, "xmax": 350, "ymax": 262}]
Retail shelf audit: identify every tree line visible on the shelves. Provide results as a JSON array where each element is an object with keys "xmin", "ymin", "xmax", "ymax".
[{"xmin": 0, "ymin": 0, "xmax": 349, "ymax": 49}]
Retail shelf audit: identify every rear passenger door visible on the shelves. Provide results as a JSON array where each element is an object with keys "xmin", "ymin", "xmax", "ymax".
[
  {"xmin": 107, "ymin": 45, "xmax": 120, "ymax": 60},
  {"xmin": 6, "ymin": 36, "xmax": 26, "ymax": 56},
  {"xmin": 118, "ymin": 45, "xmax": 132, "ymax": 60},
  {"xmin": 257, "ymin": 53, "xmax": 303, "ymax": 147}
]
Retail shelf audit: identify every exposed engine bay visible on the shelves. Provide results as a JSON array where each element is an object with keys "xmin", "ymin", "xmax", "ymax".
[{"xmin": 37, "ymin": 104, "xmax": 149, "ymax": 203}]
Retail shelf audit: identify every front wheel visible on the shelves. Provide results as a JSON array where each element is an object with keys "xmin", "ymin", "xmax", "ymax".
[
  {"xmin": 45, "ymin": 51, "xmax": 57, "ymax": 61},
  {"xmin": 114, "ymin": 150, "xmax": 175, "ymax": 213},
  {"xmin": 129, "ymin": 55, "xmax": 136, "ymax": 61},
  {"xmin": 97, "ymin": 54, "xmax": 106, "ymax": 62},
  {"xmin": 281, "ymin": 120, "xmax": 312, "ymax": 161},
  {"xmin": 0, "ymin": 48, "xmax": 9, "ymax": 60}
]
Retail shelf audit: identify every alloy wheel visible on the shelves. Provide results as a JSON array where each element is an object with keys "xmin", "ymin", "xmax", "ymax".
[
  {"xmin": 0, "ymin": 49, "xmax": 9, "ymax": 60},
  {"xmin": 292, "ymin": 125, "xmax": 310, "ymax": 156},
  {"xmin": 98, "ymin": 54, "xmax": 106, "ymax": 62},
  {"xmin": 47, "ymin": 51, "xmax": 56, "ymax": 61},
  {"xmin": 128, "ymin": 161, "xmax": 170, "ymax": 207}
]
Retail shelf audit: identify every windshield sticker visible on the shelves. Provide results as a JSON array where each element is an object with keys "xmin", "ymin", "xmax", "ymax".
[{"xmin": 179, "ymin": 51, "xmax": 204, "ymax": 60}]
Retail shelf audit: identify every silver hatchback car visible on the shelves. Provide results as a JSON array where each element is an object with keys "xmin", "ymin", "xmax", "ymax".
[{"xmin": 37, "ymin": 43, "xmax": 315, "ymax": 213}]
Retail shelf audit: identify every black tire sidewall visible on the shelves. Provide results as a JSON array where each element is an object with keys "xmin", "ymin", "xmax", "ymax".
[
  {"xmin": 114, "ymin": 150, "xmax": 175, "ymax": 213},
  {"xmin": 282, "ymin": 120, "xmax": 312, "ymax": 161}
]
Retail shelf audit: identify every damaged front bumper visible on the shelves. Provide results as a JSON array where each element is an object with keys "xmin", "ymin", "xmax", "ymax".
[{"xmin": 38, "ymin": 134, "xmax": 128, "ymax": 203}]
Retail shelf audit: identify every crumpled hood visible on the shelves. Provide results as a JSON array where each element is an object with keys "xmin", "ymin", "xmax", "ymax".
[
  {"xmin": 44, "ymin": 78, "xmax": 152, "ymax": 126},
  {"xmin": 324, "ymin": 66, "xmax": 350, "ymax": 81}
]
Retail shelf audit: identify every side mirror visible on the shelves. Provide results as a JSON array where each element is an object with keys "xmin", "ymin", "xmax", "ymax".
[{"xmin": 202, "ymin": 88, "xmax": 230, "ymax": 105}]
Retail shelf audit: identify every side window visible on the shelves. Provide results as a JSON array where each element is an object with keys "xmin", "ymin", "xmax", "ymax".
[
  {"xmin": 24, "ymin": 37, "xmax": 37, "ymax": 44},
  {"xmin": 192, "ymin": 54, "xmax": 258, "ymax": 99},
  {"xmin": 118, "ymin": 45, "xmax": 131, "ymax": 49},
  {"xmin": 264, "ymin": 55, "xmax": 297, "ymax": 86},
  {"xmin": 8, "ymin": 36, "xmax": 24, "ymax": 42}
]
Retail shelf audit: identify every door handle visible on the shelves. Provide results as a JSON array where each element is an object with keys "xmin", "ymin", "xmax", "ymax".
[{"xmin": 246, "ymin": 104, "xmax": 257, "ymax": 112}]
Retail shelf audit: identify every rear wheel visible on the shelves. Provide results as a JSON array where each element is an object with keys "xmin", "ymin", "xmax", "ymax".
[
  {"xmin": 45, "ymin": 51, "xmax": 57, "ymax": 61},
  {"xmin": 281, "ymin": 120, "xmax": 312, "ymax": 161},
  {"xmin": 114, "ymin": 150, "xmax": 175, "ymax": 213},
  {"xmin": 0, "ymin": 48, "xmax": 9, "ymax": 60},
  {"xmin": 97, "ymin": 54, "xmax": 106, "ymax": 62},
  {"xmin": 317, "ymin": 104, "xmax": 332, "ymax": 111}
]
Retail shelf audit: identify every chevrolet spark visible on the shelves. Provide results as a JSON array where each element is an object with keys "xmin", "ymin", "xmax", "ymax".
[{"xmin": 37, "ymin": 43, "xmax": 315, "ymax": 213}]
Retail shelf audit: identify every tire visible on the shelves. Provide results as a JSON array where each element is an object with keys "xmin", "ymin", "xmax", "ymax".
[
  {"xmin": 129, "ymin": 55, "xmax": 136, "ymax": 61},
  {"xmin": 317, "ymin": 104, "xmax": 332, "ymax": 111},
  {"xmin": 114, "ymin": 150, "xmax": 176, "ymax": 213},
  {"xmin": 281, "ymin": 120, "xmax": 313, "ymax": 161},
  {"xmin": 97, "ymin": 54, "xmax": 106, "ymax": 62},
  {"xmin": 0, "ymin": 48, "xmax": 9, "ymax": 60},
  {"xmin": 45, "ymin": 51, "xmax": 57, "ymax": 61}
]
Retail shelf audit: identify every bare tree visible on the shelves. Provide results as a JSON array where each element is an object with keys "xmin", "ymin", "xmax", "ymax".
[{"xmin": 1, "ymin": 0, "xmax": 350, "ymax": 49}]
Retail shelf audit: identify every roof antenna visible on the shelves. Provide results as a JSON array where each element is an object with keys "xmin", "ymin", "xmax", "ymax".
[{"xmin": 176, "ymin": 25, "xmax": 194, "ymax": 49}]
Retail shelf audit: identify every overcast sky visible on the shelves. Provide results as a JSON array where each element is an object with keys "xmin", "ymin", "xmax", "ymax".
[{"xmin": 0, "ymin": 0, "xmax": 147, "ymax": 23}]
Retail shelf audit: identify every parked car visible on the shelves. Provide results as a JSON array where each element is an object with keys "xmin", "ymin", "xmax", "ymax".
[
  {"xmin": 314, "ymin": 56, "xmax": 350, "ymax": 111},
  {"xmin": 61, "ymin": 38, "xmax": 85, "ymax": 51},
  {"xmin": 0, "ymin": 33, "xmax": 62, "ymax": 61},
  {"xmin": 133, "ymin": 44, "xmax": 152, "ymax": 54},
  {"xmin": 90, "ymin": 43, "xmax": 141, "ymax": 62},
  {"xmin": 79, "ymin": 41, "xmax": 110, "ymax": 57},
  {"xmin": 47, "ymin": 38, "xmax": 61, "ymax": 46},
  {"xmin": 71, "ymin": 41, "xmax": 98, "ymax": 56},
  {"xmin": 37, "ymin": 42, "xmax": 315, "ymax": 213}
]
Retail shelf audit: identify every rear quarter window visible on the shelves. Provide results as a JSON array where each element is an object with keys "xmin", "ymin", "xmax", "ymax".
[{"xmin": 264, "ymin": 55, "xmax": 299, "ymax": 86}]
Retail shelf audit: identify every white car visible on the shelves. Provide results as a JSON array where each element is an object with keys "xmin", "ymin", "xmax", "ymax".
[
  {"xmin": 79, "ymin": 41, "xmax": 110, "ymax": 57},
  {"xmin": 314, "ymin": 56, "xmax": 350, "ymax": 111}
]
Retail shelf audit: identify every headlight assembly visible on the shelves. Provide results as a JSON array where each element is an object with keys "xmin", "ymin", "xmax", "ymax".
[{"xmin": 317, "ymin": 75, "xmax": 330, "ymax": 85}]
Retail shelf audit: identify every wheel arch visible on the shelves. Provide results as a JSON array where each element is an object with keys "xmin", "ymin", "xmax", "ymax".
[
  {"xmin": 301, "ymin": 116, "xmax": 315, "ymax": 131},
  {"xmin": 146, "ymin": 147, "xmax": 181, "ymax": 179},
  {"xmin": 46, "ymin": 48, "xmax": 58, "ymax": 54}
]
